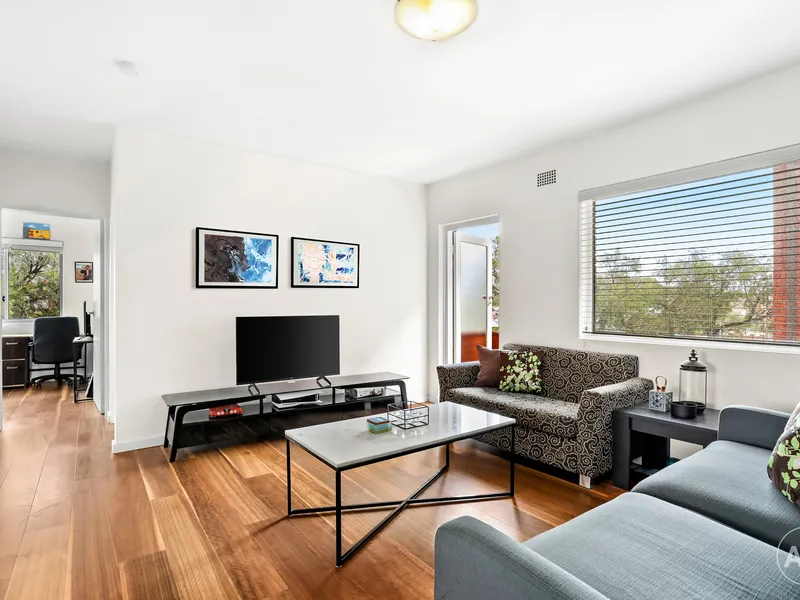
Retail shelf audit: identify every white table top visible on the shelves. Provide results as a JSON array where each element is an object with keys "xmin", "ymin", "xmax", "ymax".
[{"xmin": 285, "ymin": 401, "xmax": 515, "ymax": 470}]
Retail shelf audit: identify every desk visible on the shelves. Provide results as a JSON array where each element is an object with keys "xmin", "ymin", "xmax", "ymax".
[
  {"xmin": 72, "ymin": 336, "xmax": 93, "ymax": 403},
  {"xmin": 162, "ymin": 372, "xmax": 410, "ymax": 462}
]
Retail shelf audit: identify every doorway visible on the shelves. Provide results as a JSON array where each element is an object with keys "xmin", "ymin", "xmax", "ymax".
[
  {"xmin": 445, "ymin": 218, "xmax": 500, "ymax": 363},
  {"xmin": 0, "ymin": 209, "xmax": 106, "ymax": 422}
]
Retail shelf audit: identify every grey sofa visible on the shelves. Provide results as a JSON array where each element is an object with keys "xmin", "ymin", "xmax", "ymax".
[
  {"xmin": 437, "ymin": 344, "xmax": 653, "ymax": 487},
  {"xmin": 434, "ymin": 405, "xmax": 800, "ymax": 600}
]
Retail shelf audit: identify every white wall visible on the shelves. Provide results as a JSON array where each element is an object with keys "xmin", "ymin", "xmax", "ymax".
[
  {"xmin": 0, "ymin": 147, "xmax": 110, "ymax": 218},
  {"xmin": 110, "ymin": 128, "xmax": 428, "ymax": 450},
  {"xmin": 427, "ymin": 65, "xmax": 800, "ymax": 419},
  {"xmin": 2, "ymin": 210, "xmax": 98, "ymax": 334}
]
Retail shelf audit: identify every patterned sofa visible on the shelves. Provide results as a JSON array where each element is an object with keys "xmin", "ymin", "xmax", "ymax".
[{"xmin": 437, "ymin": 344, "xmax": 653, "ymax": 487}]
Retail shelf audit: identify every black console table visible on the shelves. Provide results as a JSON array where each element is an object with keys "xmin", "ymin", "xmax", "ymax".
[
  {"xmin": 162, "ymin": 372, "xmax": 409, "ymax": 462},
  {"xmin": 612, "ymin": 402, "xmax": 720, "ymax": 490}
]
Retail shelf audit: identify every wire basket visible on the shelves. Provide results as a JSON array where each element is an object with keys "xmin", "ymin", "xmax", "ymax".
[{"xmin": 387, "ymin": 401, "xmax": 429, "ymax": 430}]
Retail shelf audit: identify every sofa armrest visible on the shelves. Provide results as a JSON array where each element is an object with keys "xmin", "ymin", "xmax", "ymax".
[
  {"xmin": 718, "ymin": 405, "xmax": 790, "ymax": 450},
  {"xmin": 435, "ymin": 516, "xmax": 609, "ymax": 600},
  {"xmin": 577, "ymin": 377, "xmax": 654, "ymax": 423},
  {"xmin": 436, "ymin": 362, "xmax": 480, "ymax": 399}
]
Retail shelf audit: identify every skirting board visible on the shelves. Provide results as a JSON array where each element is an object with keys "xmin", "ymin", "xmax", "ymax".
[{"xmin": 112, "ymin": 436, "xmax": 163, "ymax": 454}]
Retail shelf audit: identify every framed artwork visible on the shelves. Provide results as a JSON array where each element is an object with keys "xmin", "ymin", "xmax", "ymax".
[
  {"xmin": 196, "ymin": 227, "xmax": 279, "ymax": 289},
  {"xmin": 75, "ymin": 262, "xmax": 93, "ymax": 283},
  {"xmin": 291, "ymin": 237, "xmax": 360, "ymax": 288},
  {"xmin": 24, "ymin": 222, "xmax": 51, "ymax": 240}
]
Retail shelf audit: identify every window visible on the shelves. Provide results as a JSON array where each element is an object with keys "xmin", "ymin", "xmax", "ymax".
[
  {"xmin": 580, "ymin": 150, "xmax": 800, "ymax": 347},
  {"xmin": 3, "ymin": 243, "xmax": 63, "ymax": 320}
]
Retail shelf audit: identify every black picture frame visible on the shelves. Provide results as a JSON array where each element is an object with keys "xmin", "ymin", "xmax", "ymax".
[
  {"xmin": 291, "ymin": 236, "xmax": 360, "ymax": 288},
  {"xmin": 196, "ymin": 227, "xmax": 280, "ymax": 289},
  {"xmin": 75, "ymin": 261, "xmax": 93, "ymax": 283}
]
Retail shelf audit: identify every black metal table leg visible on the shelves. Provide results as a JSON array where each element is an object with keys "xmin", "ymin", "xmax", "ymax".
[
  {"xmin": 73, "ymin": 348, "xmax": 78, "ymax": 403},
  {"xmin": 287, "ymin": 432, "xmax": 516, "ymax": 567},
  {"xmin": 510, "ymin": 424, "xmax": 516, "ymax": 494},
  {"xmin": 612, "ymin": 411, "xmax": 631, "ymax": 490},
  {"xmin": 397, "ymin": 380, "xmax": 408, "ymax": 403},
  {"xmin": 286, "ymin": 438, "xmax": 292, "ymax": 514},
  {"xmin": 169, "ymin": 406, "xmax": 188, "ymax": 462},
  {"xmin": 335, "ymin": 470, "xmax": 343, "ymax": 567},
  {"xmin": 164, "ymin": 406, "xmax": 175, "ymax": 447}
]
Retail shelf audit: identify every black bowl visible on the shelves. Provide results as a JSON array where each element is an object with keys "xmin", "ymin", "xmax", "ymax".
[{"xmin": 671, "ymin": 401, "xmax": 700, "ymax": 419}]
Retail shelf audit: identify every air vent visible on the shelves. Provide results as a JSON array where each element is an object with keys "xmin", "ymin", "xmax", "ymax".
[{"xmin": 537, "ymin": 169, "xmax": 557, "ymax": 187}]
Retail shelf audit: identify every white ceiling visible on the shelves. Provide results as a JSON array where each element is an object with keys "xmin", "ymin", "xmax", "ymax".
[{"xmin": 0, "ymin": 1, "xmax": 799, "ymax": 183}]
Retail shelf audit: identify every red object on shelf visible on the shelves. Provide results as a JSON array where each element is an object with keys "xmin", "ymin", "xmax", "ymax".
[{"xmin": 209, "ymin": 404, "xmax": 244, "ymax": 419}]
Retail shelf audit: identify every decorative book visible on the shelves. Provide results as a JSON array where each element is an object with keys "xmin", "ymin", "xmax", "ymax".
[{"xmin": 367, "ymin": 415, "xmax": 391, "ymax": 434}]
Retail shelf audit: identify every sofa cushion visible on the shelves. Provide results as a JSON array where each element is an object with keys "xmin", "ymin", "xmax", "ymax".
[
  {"xmin": 768, "ymin": 404, "xmax": 800, "ymax": 508},
  {"xmin": 524, "ymin": 492, "xmax": 797, "ymax": 600},
  {"xmin": 475, "ymin": 345, "xmax": 505, "ymax": 387},
  {"xmin": 634, "ymin": 440, "xmax": 800, "ymax": 550},
  {"xmin": 449, "ymin": 387, "xmax": 578, "ymax": 438},
  {"xmin": 499, "ymin": 350, "xmax": 542, "ymax": 394},
  {"xmin": 503, "ymin": 344, "xmax": 638, "ymax": 403}
]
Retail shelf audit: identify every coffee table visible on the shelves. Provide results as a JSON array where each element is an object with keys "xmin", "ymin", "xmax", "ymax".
[{"xmin": 285, "ymin": 401, "xmax": 516, "ymax": 567}]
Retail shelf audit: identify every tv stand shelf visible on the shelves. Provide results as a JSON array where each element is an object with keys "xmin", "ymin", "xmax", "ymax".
[{"xmin": 162, "ymin": 372, "xmax": 409, "ymax": 462}]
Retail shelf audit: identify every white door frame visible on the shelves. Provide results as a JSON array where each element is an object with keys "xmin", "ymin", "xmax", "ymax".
[{"xmin": 439, "ymin": 215, "xmax": 499, "ymax": 366}]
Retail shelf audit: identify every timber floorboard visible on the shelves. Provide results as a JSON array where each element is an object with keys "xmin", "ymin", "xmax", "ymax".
[{"xmin": 0, "ymin": 384, "xmax": 623, "ymax": 600}]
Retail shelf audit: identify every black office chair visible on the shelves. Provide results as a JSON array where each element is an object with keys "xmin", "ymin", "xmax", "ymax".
[{"xmin": 28, "ymin": 316, "xmax": 84, "ymax": 388}]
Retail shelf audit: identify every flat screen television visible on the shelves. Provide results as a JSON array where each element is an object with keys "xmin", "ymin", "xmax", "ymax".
[{"xmin": 236, "ymin": 315, "xmax": 340, "ymax": 385}]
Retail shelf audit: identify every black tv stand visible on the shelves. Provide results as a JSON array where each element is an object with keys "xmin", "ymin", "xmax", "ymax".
[{"xmin": 162, "ymin": 372, "xmax": 409, "ymax": 462}]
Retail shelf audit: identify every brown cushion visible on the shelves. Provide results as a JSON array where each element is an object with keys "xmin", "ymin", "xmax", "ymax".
[
  {"xmin": 475, "ymin": 345, "xmax": 506, "ymax": 387},
  {"xmin": 767, "ymin": 402, "xmax": 800, "ymax": 508}
]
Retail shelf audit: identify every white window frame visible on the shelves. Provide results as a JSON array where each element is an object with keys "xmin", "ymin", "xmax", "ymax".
[
  {"xmin": 2, "ymin": 238, "xmax": 64, "ymax": 323},
  {"xmin": 578, "ymin": 143, "xmax": 800, "ymax": 355}
]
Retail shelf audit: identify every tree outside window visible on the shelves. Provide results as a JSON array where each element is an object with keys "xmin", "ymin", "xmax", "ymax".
[{"xmin": 4, "ymin": 249, "xmax": 61, "ymax": 320}]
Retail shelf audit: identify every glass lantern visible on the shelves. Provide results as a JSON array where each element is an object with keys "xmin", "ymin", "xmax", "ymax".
[{"xmin": 679, "ymin": 349, "xmax": 707, "ymax": 414}]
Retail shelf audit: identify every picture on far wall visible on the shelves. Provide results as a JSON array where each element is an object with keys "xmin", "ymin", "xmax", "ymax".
[
  {"xmin": 196, "ymin": 227, "xmax": 279, "ymax": 289},
  {"xmin": 23, "ymin": 222, "xmax": 51, "ymax": 240},
  {"xmin": 75, "ymin": 262, "xmax": 93, "ymax": 283},
  {"xmin": 291, "ymin": 237, "xmax": 360, "ymax": 288}
]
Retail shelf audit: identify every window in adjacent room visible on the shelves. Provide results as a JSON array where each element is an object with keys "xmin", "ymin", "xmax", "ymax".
[
  {"xmin": 3, "ymin": 243, "xmax": 63, "ymax": 320},
  {"xmin": 580, "ymin": 150, "xmax": 800, "ymax": 347}
]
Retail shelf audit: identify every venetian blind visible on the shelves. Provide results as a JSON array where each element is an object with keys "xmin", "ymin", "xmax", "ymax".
[{"xmin": 579, "ymin": 154, "xmax": 800, "ymax": 347}]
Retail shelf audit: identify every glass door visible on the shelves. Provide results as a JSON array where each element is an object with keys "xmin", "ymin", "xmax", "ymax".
[{"xmin": 453, "ymin": 232, "xmax": 492, "ymax": 362}]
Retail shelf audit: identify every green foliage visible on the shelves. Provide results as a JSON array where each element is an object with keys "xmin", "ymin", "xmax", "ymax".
[
  {"xmin": 491, "ymin": 235, "xmax": 499, "ymax": 310},
  {"xmin": 499, "ymin": 351, "xmax": 542, "ymax": 394},
  {"xmin": 594, "ymin": 249, "xmax": 773, "ymax": 340},
  {"xmin": 5, "ymin": 249, "xmax": 60, "ymax": 319}
]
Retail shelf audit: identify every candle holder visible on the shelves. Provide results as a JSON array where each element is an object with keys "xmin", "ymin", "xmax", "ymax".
[
  {"xmin": 679, "ymin": 349, "xmax": 708, "ymax": 414},
  {"xmin": 648, "ymin": 376, "xmax": 672, "ymax": 412}
]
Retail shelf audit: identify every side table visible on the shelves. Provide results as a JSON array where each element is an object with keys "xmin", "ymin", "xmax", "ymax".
[{"xmin": 612, "ymin": 403, "xmax": 720, "ymax": 490}]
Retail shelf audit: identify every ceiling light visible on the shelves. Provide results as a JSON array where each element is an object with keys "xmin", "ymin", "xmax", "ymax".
[{"xmin": 395, "ymin": 0, "xmax": 478, "ymax": 42}]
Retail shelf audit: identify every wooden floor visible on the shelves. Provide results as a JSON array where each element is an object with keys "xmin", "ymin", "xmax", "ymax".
[{"xmin": 0, "ymin": 385, "xmax": 623, "ymax": 600}]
